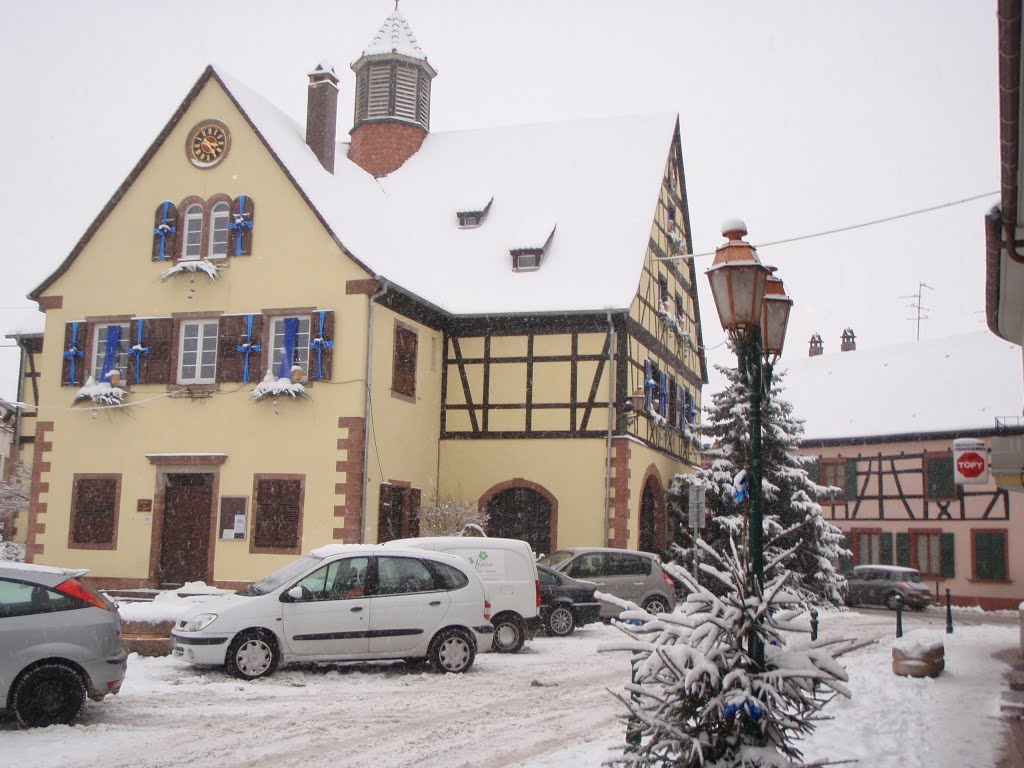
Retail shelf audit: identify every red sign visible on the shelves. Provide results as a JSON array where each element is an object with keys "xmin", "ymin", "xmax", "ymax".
[{"xmin": 956, "ymin": 452, "xmax": 986, "ymax": 479}]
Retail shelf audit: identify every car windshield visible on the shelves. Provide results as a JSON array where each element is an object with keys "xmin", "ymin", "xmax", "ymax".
[
  {"xmin": 538, "ymin": 550, "xmax": 574, "ymax": 567},
  {"xmin": 238, "ymin": 555, "xmax": 321, "ymax": 596},
  {"xmin": 902, "ymin": 570, "xmax": 924, "ymax": 583}
]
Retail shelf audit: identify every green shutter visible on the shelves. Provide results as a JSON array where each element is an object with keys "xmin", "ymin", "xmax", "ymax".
[
  {"xmin": 844, "ymin": 459, "xmax": 858, "ymax": 500},
  {"xmin": 896, "ymin": 533, "xmax": 911, "ymax": 567},
  {"xmin": 926, "ymin": 455, "xmax": 955, "ymax": 500},
  {"xmin": 839, "ymin": 532, "xmax": 853, "ymax": 572},
  {"xmin": 940, "ymin": 532, "xmax": 955, "ymax": 578},
  {"xmin": 974, "ymin": 532, "xmax": 1007, "ymax": 581},
  {"xmin": 805, "ymin": 459, "xmax": 820, "ymax": 484},
  {"xmin": 880, "ymin": 532, "xmax": 894, "ymax": 565}
]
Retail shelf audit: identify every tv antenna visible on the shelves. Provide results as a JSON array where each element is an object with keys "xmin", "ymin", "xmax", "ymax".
[{"xmin": 900, "ymin": 282, "xmax": 934, "ymax": 341}]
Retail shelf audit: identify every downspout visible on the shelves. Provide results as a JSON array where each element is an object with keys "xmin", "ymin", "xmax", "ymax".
[
  {"xmin": 360, "ymin": 277, "xmax": 389, "ymax": 543},
  {"xmin": 998, "ymin": 0, "xmax": 1024, "ymax": 262},
  {"xmin": 605, "ymin": 311, "xmax": 616, "ymax": 547}
]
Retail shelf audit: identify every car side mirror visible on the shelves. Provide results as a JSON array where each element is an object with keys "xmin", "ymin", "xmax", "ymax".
[{"xmin": 283, "ymin": 586, "xmax": 303, "ymax": 602}]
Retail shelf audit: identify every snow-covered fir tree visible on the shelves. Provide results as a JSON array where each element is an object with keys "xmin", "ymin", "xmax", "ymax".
[
  {"xmin": 604, "ymin": 536, "xmax": 850, "ymax": 767},
  {"xmin": 669, "ymin": 359, "xmax": 848, "ymax": 606}
]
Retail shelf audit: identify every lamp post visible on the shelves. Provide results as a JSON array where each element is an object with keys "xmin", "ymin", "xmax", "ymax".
[{"xmin": 705, "ymin": 220, "xmax": 793, "ymax": 667}]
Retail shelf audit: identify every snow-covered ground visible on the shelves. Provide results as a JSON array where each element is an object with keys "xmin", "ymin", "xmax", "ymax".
[{"xmin": 1, "ymin": 607, "xmax": 1018, "ymax": 767}]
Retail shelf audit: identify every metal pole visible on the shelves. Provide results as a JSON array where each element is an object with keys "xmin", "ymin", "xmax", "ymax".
[
  {"xmin": 895, "ymin": 595, "xmax": 904, "ymax": 638},
  {"xmin": 810, "ymin": 609, "xmax": 819, "ymax": 642},
  {"xmin": 945, "ymin": 588, "xmax": 953, "ymax": 634},
  {"xmin": 738, "ymin": 336, "xmax": 765, "ymax": 669}
]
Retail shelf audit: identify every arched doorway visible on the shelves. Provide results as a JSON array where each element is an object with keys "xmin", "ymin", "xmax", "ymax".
[
  {"xmin": 638, "ymin": 474, "xmax": 664, "ymax": 554},
  {"xmin": 485, "ymin": 486, "xmax": 553, "ymax": 555}
]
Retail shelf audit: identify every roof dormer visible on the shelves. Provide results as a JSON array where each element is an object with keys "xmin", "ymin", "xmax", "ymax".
[
  {"xmin": 510, "ymin": 226, "xmax": 556, "ymax": 272},
  {"xmin": 457, "ymin": 198, "xmax": 493, "ymax": 229}
]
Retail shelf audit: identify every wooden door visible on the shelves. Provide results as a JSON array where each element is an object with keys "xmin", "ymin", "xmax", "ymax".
[{"xmin": 159, "ymin": 473, "xmax": 213, "ymax": 587}]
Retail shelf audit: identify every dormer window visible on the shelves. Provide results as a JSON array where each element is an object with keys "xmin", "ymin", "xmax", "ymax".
[
  {"xmin": 511, "ymin": 249, "xmax": 542, "ymax": 272},
  {"xmin": 510, "ymin": 225, "xmax": 555, "ymax": 273},
  {"xmin": 457, "ymin": 198, "xmax": 493, "ymax": 229}
]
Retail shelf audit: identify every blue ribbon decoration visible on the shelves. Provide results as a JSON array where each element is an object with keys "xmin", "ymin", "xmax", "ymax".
[
  {"xmin": 63, "ymin": 321, "xmax": 84, "ymax": 385},
  {"xmin": 658, "ymin": 371, "xmax": 668, "ymax": 416},
  {"xmin": 235, "ymin": 314, "xmax": 262, "ymax": 383},
  {"xmin": 130, "ymin": 320, "xmax": 149, "ymax": 384},
  {"xmin": 277, "ymin": 317, "xmax": 299, "ymax": 379},
  {"xmin": 724, "ymin": 701, "xmax": 762, "ymax": 722},
  {"xmin": 153, "ymin": 201, "xmax": 176, "ymax": 260},
  {"xmin": 680, "ymin": 388, "xmax": 689, "ymax": 433},
  {"xmin": 228, "ymin": 195, "xmax": 253, "ymax": 256},
  {"xmin": 732, "ymin": 470, "xmax": 749, "ymax": 504},
  {"xmin": 309, "ymin": 310, "xmax": 333, "ymax": 381},
  {"xmin": 644, "ymin": 360, "xmax": 654, "ymax": 413},
  {"xmin": 101, "ymin": 324, "xmax": 122, "ymax": 382}
]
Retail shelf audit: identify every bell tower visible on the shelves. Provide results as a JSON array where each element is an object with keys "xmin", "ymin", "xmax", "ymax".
[{"xmin": 348, "ymin": 8, "xmax": 437, "ymax": 177}]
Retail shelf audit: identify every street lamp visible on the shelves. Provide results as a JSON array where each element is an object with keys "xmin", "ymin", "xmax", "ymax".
[{"xmin": 705, "ymin": 220, "xmax": 793, "ymax": 667}]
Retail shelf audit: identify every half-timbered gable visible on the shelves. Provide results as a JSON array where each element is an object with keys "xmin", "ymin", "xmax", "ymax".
[
  {"xmin": 786, "ymin": 331, "xmax": 1024, "ymax": 610},
  {"xmin": 16, "ymin": 10, "xmax": 708, "ymax": 585}
]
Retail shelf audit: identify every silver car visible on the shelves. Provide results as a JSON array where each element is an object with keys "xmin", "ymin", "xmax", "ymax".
[
  {"xmin": 0, "ymin": 562, "xmax": 127, "ymax": 727},
  {"xmin": 539, "ymin": 547, "xmax": 677, "ymax": 618}
]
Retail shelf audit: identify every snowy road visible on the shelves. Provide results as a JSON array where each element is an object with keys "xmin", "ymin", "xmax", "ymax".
[{"xmin": 1, "ymin": 607, "xmax": 1019, "ymax": 768}]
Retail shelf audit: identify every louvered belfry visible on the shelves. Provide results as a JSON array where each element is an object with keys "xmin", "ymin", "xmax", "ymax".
[{"xmin": 348, "ymin": 11, "xmax": 437, "ymax": 177}]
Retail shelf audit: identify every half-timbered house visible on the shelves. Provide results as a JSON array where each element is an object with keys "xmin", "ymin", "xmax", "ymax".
[
  {"xmin": 15, "ymin": 10, "xmax": 706, "ymax": 588},
  {"xmin": 785, "ymin": 330, "xmax": 1024, "ymax": 610}
]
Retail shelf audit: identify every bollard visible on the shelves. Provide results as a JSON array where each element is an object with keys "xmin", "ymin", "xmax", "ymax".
[
  {"xmin": 935, "ymin": 580, "xmax": 940, "ymax": 605},
  {"xmin": 945, "ymin": 588, "xmax": 953, "ymax": 634},
  {"xmin": 810, "ymin": 608, "xmax": 819, "ymax": 642},
  {"xmin": 895, "ymin": 595, "xmax": 904, "ymax": 638}
]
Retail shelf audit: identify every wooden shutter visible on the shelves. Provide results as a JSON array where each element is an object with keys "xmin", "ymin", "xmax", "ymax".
[
  {"xmin": 218, "ymin": 314, "xmax": 264, "ymax": 383},
  {"xmin": 310, "ymin": 311, "xmax": 334, "ymax": 382},
  {"xmin": 838, "ymin": 531, "xmax": 853, "ymax": 573},
  {"xmin": 896, "ymin": 532, "xmax": 911, "ymax": 567},
  {"xmin": 407, "ymin": 488, "xmax": 421, "ymax": 538},
  {"xmin": 974, "ymin": 532, "xmax": 1007, "ymax": 580},
  {"xmin": 879, "ymin": 532, "xmax": 894, "ymax": 565},
  {"xmin": 254, "ymin": 478, "xmax": 300, "ymax": 550},
  {"xmin": 72, "ymin": 478, "xmax": 117, "ymax": 545},
  {"xmin": 61, "ymin": 321, "xmax": 86, "ymax": 387},
  {"xmin": 392, "ymin": 326, "xmax": 418, "ymax": 397},
  {"xmin": 227, "ymin": 196, "xmax": 255, "ymax": 257},
  {"xmin": 378, "ymin": 484, "xmax": 396, "ymax": 543},
  {"xmin": 939, "ymin": 532, "xmax": 955, "ymax": 578},
  {"xmin": 152, "ymin": 201, "xmax": 178, "ymax": 261},
  {"xmin": 844, "ymin": 459, "xmax": 858, "ymax": 501},
  {"xmin": 135, "ymin": 318, "xmax": 173, "ymax": 385}
]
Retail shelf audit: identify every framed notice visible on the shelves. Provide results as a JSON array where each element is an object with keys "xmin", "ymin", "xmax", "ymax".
[{"xmin": 220, "ymin": 497, "xmax": 248, "ymax": 540}]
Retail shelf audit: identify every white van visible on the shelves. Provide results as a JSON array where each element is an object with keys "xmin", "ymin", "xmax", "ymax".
[{"xmin": 386, "ymin": 536, "xmax": 541, "ymax": 653}]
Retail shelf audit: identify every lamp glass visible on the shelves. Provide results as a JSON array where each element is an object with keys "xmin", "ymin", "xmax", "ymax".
[{"xmin": 706, "ymin": 261, "xmax": 769, "ymax": 332}]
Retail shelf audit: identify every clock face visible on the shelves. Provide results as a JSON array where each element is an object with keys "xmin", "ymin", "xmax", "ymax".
[{"xmin": 187, "ymin": 121, "xmax": 229, "ymax": 168}]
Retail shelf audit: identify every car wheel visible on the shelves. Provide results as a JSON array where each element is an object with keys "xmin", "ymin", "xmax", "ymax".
[
  {"xmin": 428, "ymin": 628, "xmax": 475, "ymax": 673},
  {"xmin": 491, "ymin": 614, "xmax": 525, "ymax": 653},
  {"xmin": 642, "ymin": 597, "xmax": 669, "ymax": 615},
  {"xmin": 546, "ymin": 605, "xmax": 575, "ymax": 637},
  {"xmin": 11, "ymin": 663, "xmax": 87, "ymax": 728},
  {"xmin": 226, "ymin": 629, "xmax": 279, "ymax": 680}
]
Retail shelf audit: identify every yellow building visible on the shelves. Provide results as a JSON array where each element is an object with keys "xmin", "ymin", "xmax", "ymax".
[{"xmin": 15, "ymin": 11, "xmax": 707, "ymax": 588}]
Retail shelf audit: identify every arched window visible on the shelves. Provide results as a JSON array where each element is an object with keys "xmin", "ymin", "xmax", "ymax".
[
  {"xmin": 486, "ymin": 487, "xmax": 552, "ymax": 556},
  {"xmin": 209, "ymin": 201, "xmax": 230, "ymax": 257},
  {"xmin": 182, "ymin": 204, "xmax": 203, "ymax": 260}
]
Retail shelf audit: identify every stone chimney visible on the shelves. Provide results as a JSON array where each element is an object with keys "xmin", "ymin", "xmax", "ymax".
[
  {"xmin": 841, "ymin": 327, "xmax": 857, "ymax": 352},
  {"xmin": 305, "ymin": 63, "xmax": 340, "ymax": 173},
  {"xmin": 809, "ymin": 333, "xmax": 823, "ymax": 357},
  {"xmin": 348, "ymin": 11, "xmax": 437, "ymax": 177}
]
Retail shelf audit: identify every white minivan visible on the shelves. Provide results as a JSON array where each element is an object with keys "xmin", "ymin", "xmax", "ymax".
[
  {"xmin": 387, "ymin": 536, "xmax": 541, "ymax": 653},
  {"xmin": 171, "ymin": 544, "xmax": 494, "ymax": 678}
]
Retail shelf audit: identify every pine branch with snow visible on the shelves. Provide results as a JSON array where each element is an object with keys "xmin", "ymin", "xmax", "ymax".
[
  {"xmin": 667, "ymin": 356, "xmax": 850, "ymax": 607},
  {"xmin": 249, "ymin": 370, "xmax": 310, "ymax": 402},
  {"xmin": 416, "ymin": 493, "xmax": 490, "ymax": 537},
  {"xmin": 159, "ymin": 259, "xmax": 220, "ymax": 282},
  {"xmin": 603, "ymin": 536, "xmax": 849, "ymax": 767},
  {"xmin": 73, "ymin": 376, "xmax": 125, "ymax": 407}
]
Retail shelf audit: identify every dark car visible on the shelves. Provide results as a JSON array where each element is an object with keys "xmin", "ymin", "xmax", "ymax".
[
  {"xmin": 844, "ymin": 565, "xmax": 932, "ymax": 610},
  {"xmin": 536, "ymin": 564, "xmax": 601, "ymax": 636}
]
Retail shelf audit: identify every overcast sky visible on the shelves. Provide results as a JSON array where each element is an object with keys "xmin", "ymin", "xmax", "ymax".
[{"xmin": 0, "ymin": 0, "xmax": 999, "ymax": 403}]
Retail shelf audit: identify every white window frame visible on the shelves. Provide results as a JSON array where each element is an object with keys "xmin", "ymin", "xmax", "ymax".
[
  {"xmin": 92, "ymin": 323, "xmax": 130, "ymax": 383},
  {"xmin": 208, "ymin": 202, "xmax": 230, "ymax": 258},
  {"xmin": 177, "ymin": 320, "xmax": 219, "ymax": 384},
  {"xmin": 183, "ymin": 204, "xmax": 203, "ymax": 260},
  {"xmin": 270, "ymin": 316, "xmax": 311, "ymax": 381}
]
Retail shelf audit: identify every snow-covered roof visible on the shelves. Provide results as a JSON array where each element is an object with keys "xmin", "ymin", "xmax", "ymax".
[
  {"xmin": 780, "ymin": 331, "xmax": 1024, "ymax": 442},
  {"xmin": 218, "ymin": 68, "xmax": 677, "ymax": 316},
  {"xmin": 359, "ymin": 12, "xmax": 429, "ymax": 62}
]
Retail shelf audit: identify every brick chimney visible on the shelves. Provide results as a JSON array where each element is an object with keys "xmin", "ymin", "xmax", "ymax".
[
  {"xmin": 348, "ymin": 11, "xmax": 437, "ymax": 177},
  {"xmin": 809, "ymin": 333, "xmax": 823, "ymax": 357},
  {"xmin": 305, "ymin": 63, "xmax": 340, "ymax": 173},
  {"xmin": 841, "ymin": 327, "xmax": 857, "ymax": 352}
]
